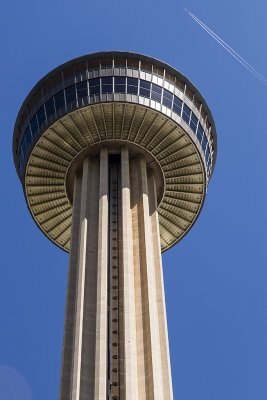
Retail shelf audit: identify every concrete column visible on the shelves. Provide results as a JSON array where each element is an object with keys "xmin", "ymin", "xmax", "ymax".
[
  {"xmin": 59, "ymin": 174, "xmax": 82, "ymax": 400},
  {"xmin": 148, "ymin": 169, "xmax": 173, "ymax": 400},
  {"xmin": 94, "ymin": 147, "xmax": 109, "ymax": 400},
  {"xmin": 121, "ymin": 148, "xmax": 138, "ymax": 399},
  {"xmin": 137, "ymin": 157, "xmax": 164, "ymax": 400},
  {"xmin": 59, "ymin": 146, "xmax": 173, "ymax": 400},
  {"xmin": 130, "ymin": 156, "xmax": 173, "ymax": 400}
]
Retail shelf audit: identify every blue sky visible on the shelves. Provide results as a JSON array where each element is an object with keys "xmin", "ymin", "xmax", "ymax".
[{"xmin": 1, "ymin": 0, "xmax": 267, "ymax": 399}]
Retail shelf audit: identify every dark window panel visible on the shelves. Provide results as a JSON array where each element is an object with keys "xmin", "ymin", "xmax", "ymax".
[
  {"xmin": 152, "ymin": 83, "xmax": 162, "ymax": 95},
  {"xmin": 197, "ymin": 124, "xmax": 204, "ymax": 143},
  {"xmin": 173, "ymin": 96, "xmax": 182, "ymax": 115},
  {"xmin": 163, "ymin": 90, "xmax": 173, "ymax": 101},
  {"xmin": 114, "ymin": 76, "xmax": 126, "ymax": 93},
  {"xmin": 102, "ymin": 77, "xmax": 112, "ymax": 85},
  {"xmin": 89, "ymin": 78, "xmax": 100, "ymax": 96},
  {"xmin": 101, "ymin": 77, "xmax": 113, "ymax": 94},
  {"xmin": 162, "ymin": 97, "xmax": 172, "ymax": 108},
  {"xmin": 115, "ymin": 77, "xmax": 126, "ymax": 85},
  {"xmin": 139, "ymin": 88, "xmax": 150, "ymax": 98},
  {"xmin": 54, "ymin": 91, "xmax": 65, "ymax": 111},
  {"xmin": 127, "ymin": 85, "xmax": 138, "ymax": 95},
  {"xmin": 65, "ymin": 85, "xmax": 76, "ymax": 103},
  {"xmin": 182, "ymin": 104, "xmax": 191, "ymax": 124},
  {"xmin": 76, "ymin": 81, "xmax": 88, "ymax": 98},
  {"xmin": 25, "ymin": 127, "xmax": 32, "ymax": 144},
  {"xmin": 202, "ymin": 134, "xmax": 207, "ymax": 152},
  {"xmin": 127, "ymin": 77, "xmax": 138, "ymax": 86},
  {"xmin": 22, "ymin": 137, "xmax": 27, "ymax": 154},
  {"xmin": 89, "ymin": 78, "xmax": 100, "ymax": 87},
  {"xmin": 30, "ymin": 116, "xmax": 38, "ymax": 136},
  {"xmin": 37, "ymin": 106, "xmax": 46, "ymax": 126},
  {"xmin": 190, "ymin": 112, "xmax": 198, "ymax": 132},
  {"xmin": 140, "ymin": 80, "xmax": 151, "ymax": 89},
  {"xmin": 173, "ymin": 96, "xmax": 182, "ymax": 107},
  {"xmin": 45, "ymin": 98, "xmax": 55, "ymax": 118},
  {"xmin": 90, "ymin": 86, "xmax": 100, "ymax": 96},
  {"xmin": 151, "ymin": 92, "xmax": 161, "ymax": 102},
  {"xmin": 140, "ymin": 80, "xmax": 151, "ymax": 98},
  {"xmin": 102, "ymin": 85, "xmax": 113, "ymax": 94}
]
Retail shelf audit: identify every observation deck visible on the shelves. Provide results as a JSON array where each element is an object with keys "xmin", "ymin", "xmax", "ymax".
[{"xmin": 13, "ymin": 51, "xmax": 217, "ymax": 253}]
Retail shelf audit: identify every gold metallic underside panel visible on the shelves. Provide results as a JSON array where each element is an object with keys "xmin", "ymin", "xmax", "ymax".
[{"xmin": 25, "ymin": 102, "xmax": 206, "ymax": 252}]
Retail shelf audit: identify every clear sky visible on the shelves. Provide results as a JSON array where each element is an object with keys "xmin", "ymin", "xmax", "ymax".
[{"xmin": 1, "ymin": 0, "xmax": 267, "ymax": 399}]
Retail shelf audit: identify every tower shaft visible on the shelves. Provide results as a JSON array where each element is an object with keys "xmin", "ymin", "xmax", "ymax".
[{"xmin": 59, "ymin": 147, "xmax": 173, "ymax": 399}]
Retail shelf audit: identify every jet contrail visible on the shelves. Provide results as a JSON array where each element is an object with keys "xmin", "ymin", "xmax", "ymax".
[{"xmin": 186, "ymin": 9, "xmax": 267, "ymax": 86}]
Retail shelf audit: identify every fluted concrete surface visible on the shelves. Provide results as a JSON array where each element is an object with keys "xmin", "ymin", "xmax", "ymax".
[{"xmin": 59, "ymin": 146, "xmax": 173, "ymax": 400}]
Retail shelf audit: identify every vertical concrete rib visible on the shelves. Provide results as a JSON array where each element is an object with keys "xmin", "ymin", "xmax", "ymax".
[
  {"xmin": 148, "ymin": 169, "xmax": 173, "ymax": 400},
  {"xmin": 137, "ymin": 156, "xmax": 164, "ymax": 400},
  {"xmin": 71, "ymin": 158, "xmax": 94, "ymax": 400},
  {"xmin": 121, "ymin": 148, "xmax": 138, "ymax": 399},
  {"xmin": 94, "ymin": 147, "xmax": 109, "ymax": 400},
  {"xmin": 59, "ymin": 174, "xmax": 82, "ymax": 400}
]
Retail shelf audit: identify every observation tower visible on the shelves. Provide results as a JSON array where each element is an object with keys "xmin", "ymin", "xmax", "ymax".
[{"xmin": 13, "ymin": 51, "xmax": 217, "ymax": 400}]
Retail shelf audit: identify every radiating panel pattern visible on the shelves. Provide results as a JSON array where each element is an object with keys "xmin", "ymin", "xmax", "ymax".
[{"xmin": 25, "ymin": 102, "xmax": 205, "ymax": 252}]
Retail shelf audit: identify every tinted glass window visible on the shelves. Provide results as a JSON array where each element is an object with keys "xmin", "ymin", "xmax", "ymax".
[
  {"xmin": 205, "ymin": 147, "xmax": 210, "ymax": 162},
  {"xmin": 37, "ymin": 105, "xmax": 46, "ymax": 126},
  {"xmin": 114, "ymin": 76, "xmax": 126, "ymax": 93},
  {"xmin": 89, "ymin": 78, "xmax": 100, "ymax": 95},
  {"xmin": 25, "ymin": 127, "xmax": 32, "ymax": 144},
  {"xmin": 127, "ymin": 77, "xmax": 138, "ymax": 95},
  {"xmin": 76, "ymin": 81, "xmax": 88, "ymax": 98},
  {"xmin": 45, "ymin": 98, "xmax": 55, "ymax": 118},
  {"xmin": 140, "ymin": 80, "xmax": 150, "ymax": 89},
  {"xmin": 151, "ymin": 84, "xmax": 162, "ymax": 102},
  {"xmin": 22, "ymin": 137, "xmax": 27, "ymax": 154},
  {"xmin": 30, "ymin": 116, "xmax": 38, "ymax": 136},
  {"xmin": 101, "ymin": 77, "xmax": 113, "ymax": 94},
  {"xmin": 182, "ymin": 104, "xmax": 191, "ymax": 124},
  {"xmin": 173, "ymin": 96, "xmax": 182, "ymax": 115},
  {"xmin": 128, "ymin": 77, "xmax": 138, "ymax": 86},
  {"xmin": 202, "ymin": 134, "xmax": 207, "ymax": 152},
  {"xmin": 163, "ymin": 96, "xmax": 172, "ymax": 108},
  {"xmin": 54, "ymin": 91, "xmax": 65, "ymax": 111},
  {"xmin": 190, "ymin": 112, "xmax": 198, "ymax": 132},
  {"xmin": 19, "ymin": 152, "xmax": 23, "ymax": 172},
  {"xmin": 140, "ymin": 80, "xmax": 151, "ymax": 98},
  {"xmin": 163, "ymin": 89, "xmax": 173, "ymax": 101},
  {"xmin": 151, "ymin": 92, "xmax": 161, "ymax": 102},
  {"xmin": 152, "ymin": 83, "xmax": 162, "ymax": 94},
  {"xmin": 65, "ymin": 85, "xmax": 76, "ymax": 103},
  {"xmin": 197, "ymin": 124, "xmax": 204, "ymax": 143}
]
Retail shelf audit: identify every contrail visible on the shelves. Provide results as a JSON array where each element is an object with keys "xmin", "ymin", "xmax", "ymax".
[{"xmin": 186, "ymin": 9, "xmax": 267, "ymax": 86}]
